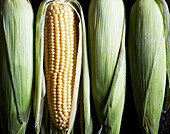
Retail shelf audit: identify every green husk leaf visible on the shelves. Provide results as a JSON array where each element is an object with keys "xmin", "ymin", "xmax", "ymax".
[
  {"xmin": 76, "ymin": 1, "xmax": 93, "ymax": 133},
  {"xmin": 88, "ymin": 0, "xmax": 126, "ymax": 133},
  {"xmin": 33, "ymin": 0, "xmax": 49, "ymax": 133},
  {"xmin": 34, "ymin": 0, "xmax": 87, "ymax": 133},
  {"xmin": 40, "ymin": 99, "xmax": 51, "ymax": 134},
  {"xmin": 0, "ymin": 0, "xmax": 34, "ymax": 133},
  {"xmin": 128, "ymin": 0, "xmax": 167, "ymax": 133},
  {"xmin": 154, "ymin": 0, "xmax": 170, "ymax": 111}
]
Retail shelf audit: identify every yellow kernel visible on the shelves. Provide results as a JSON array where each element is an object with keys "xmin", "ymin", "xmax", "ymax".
[
  {"xmin": 57, "ymin": 101, "xmax": 62, "ymax": 105},
  {"xmin": 57, "ymin": 97, "xmax": 62, "ymax": 102}
]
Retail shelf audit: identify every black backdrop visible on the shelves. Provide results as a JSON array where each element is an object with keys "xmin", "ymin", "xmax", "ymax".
[
  {"xmin": 0, "ymin": 0, "xmax": 169, "ymax": 134},
  {"xmin": 25, "ymin": 0, "xmax": 170, "ymax": 133}
]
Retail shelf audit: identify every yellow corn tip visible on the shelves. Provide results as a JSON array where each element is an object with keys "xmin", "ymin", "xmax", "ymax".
[{"xmin": 43, "ymin": 3, "xmax": 79, "ymax": 130}]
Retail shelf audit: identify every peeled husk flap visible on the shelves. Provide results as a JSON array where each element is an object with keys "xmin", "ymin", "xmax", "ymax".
[{"xmin": 0, "ymin": 0, "xmax": 34, "ymax": 133}]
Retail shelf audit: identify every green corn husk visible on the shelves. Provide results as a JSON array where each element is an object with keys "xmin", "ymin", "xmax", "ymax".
[
  {"xmin": 128, "ymin": 0, "xmax": 170, "ymax": 133},
  {"xmin": 164, "ymin": 15, "xmax": 170, "ymax": 111},
  {"xmin": 88, "ymin": 0, "xmax": 126, "ymax": 133},
  {"xmin": 0, "ymin": 0, "xmax": 34, "ymax": 133},
  {"xmin": 33, "ymin": 0, "xmax": 92, "ymax": 133}
]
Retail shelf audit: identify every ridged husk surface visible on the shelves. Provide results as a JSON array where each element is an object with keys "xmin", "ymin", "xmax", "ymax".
[
  {"xmin": 128, "ymin": 0, "xmax": 170, "ymax": 133},
  {"xmin": 88, "ymin": 0, "xmax": 126, "ymax": 133},
  {"xmin": 0, "ymin": 0, "xmax": 34, "ymax": 133}
]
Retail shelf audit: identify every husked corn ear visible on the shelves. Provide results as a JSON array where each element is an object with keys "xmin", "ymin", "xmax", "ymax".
[
  {"xmin": 34, "ymin": 0, "xmax": 92, "ymax": 133},
  {"xmin": 43, "ymin": 3, "xmax": 78, "ymax": 130},
  {"xmin": 128, "ymin": 0, "xmax": 170, "ymax": 133}
]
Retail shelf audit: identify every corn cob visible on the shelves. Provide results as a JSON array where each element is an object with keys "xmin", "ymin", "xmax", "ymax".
[
  {"xmin": 34, "ymin": 0, "xmax": 92, "ymax": 133},
  {"xmin": 128, "ymin": 0, "xmax": 170, "ymax": 133},
  {"xmin": 0, "ymin": 0, "xmax": 34, "ymax": 133},
  {"xmin": 88, "ymin": 0, "xmax": 126, "ymax": 133},
  {"xmin": 43, "ymin": 3, "xmax": 79, "ymax": 130}
]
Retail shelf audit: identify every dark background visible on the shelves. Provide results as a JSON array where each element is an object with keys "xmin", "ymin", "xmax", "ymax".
[
  {"xmin": 1, "ymin": 0, "xmax": 169, "ymax": 134},
  {"xmin": 26, "ymin": 0, "xmax": 170, "ymax": 133},
  {"xmin": 28, "ymin": 0, "xmax": 170, "ymax": 133}
]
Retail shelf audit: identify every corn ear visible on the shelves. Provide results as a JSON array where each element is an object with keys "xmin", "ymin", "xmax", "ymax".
[
  {"xmin": 88, "ymin": 0, "xmax": 126, "ymax": 133},
  {"xmin": 0, "ymin": 0, "xmax": 34, "ymax": 133},
  {"xmin": 128, "ymin": 0, "xmax": 170, "ymax": 133},
  {"xmin": 33, "ymin": 0, "xmax": 92, "ymax": 133}
]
